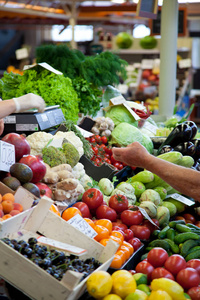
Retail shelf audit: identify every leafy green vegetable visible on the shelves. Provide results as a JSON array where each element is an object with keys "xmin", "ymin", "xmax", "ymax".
[
  {"xmin": 109, "ymin": 122, "xmax": 153, "ymax": 153},
  {"xmin": 0, "ymin": 72, "xmax": 22, "ymax": 99},
  {"xmin": 72, "ymin": 77, "xmax": 102, "ymax": 117},
  {"xmin": 105, "ymin": 105, "xmax": 138, "ymax": 127},
  {"xmin": 102, "ymin": 85, "xmax": 121, "ymax": 109}
]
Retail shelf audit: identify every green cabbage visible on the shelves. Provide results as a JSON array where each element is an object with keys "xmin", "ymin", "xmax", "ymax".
[
  {"xmin": 105, "ymin": 105, "xmax": 138, "ymax": 127},
  {"xmin": 109, "ymin": 122, "xmax": 153, "ymax": 153}
]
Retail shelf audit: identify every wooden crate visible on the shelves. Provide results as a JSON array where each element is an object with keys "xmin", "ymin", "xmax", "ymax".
[{"xmin": 0, "ymin": 196, "xmax": 118, "ymax": 300}]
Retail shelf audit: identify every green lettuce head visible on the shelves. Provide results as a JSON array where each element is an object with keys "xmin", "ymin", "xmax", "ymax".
[
  {"xmin": 105, "ymin": 105, "xmax": 138, "ymax": 127},
  {"xmin": 109, "ymin": 122, "xmax": 153, "ymax": 153}
]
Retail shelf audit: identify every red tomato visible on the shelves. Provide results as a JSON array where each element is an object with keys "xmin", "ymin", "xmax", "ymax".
[
  {"xmin": 147, "ymin": 247, "xmax": 169, "ymax": 268},
  {"xmin": 187, "ymin": 286, "xmax": 200, "ymax": 300},
  {"xmin": 182, "ymin": 213, "xmax": 196, "ymax": 224},
  {"xmin": 120, "ymin": 210, "xmax": 144, "ymax": 226},
  {"xmin": 113, "ymin": 162, "xmax": 120, "ymax": 169},
  {"xmin": 72, "ymin": 202, "xmax": 91, "ymax": 218},
  {"xmin": 195, "ymin": 221, "xmax": 200, "ymax": 228},
  {"xmin": 95, "ymin": 205, "xmax": 117, "ymax": 222},
  {"xmin": 129, "ymin": 225, "xmax": 151, "ymax": 241},
  {"xmin": 127, "ymin": 237, "xmax": 142, "ymax": 251},
  {"xmin": 105, "ymin": 146, "xmax": 112, "ymax": 156},
  {"xmin": 176, "ymin": 268, "xmax": 200, "ymax": 290},
  {"xmin": 151, "ymin": 267, "xmax": 175, "ymax": 281},
  {"xmin": 90, "ymin": 136, "xmax": 96, "ymax": 144},
  {"xmin": 143, "ymin": 219, "xmax": 160, "ymax": 233},
  {"xmin": 82, "ymin": 188, "xmax": 103, "ymax": 210},
  {"xmin": 135, "ymin": 260, "xmax": 155, "ymax": 282},
  {"xmin": 112, "ymin": 223, "xmax": 128, "ymax": 232},
  {"xmin": 164, "ymin": 254, "xmax": 187, "ymax": 275},
  {"xmin": 129, "ymin": 270, "xmax": 136, "ymax": 275},
  {"xmin": 186, "ymin": 259, "xmax": 200, "ymax": 276},
  {"xmin": 94, "ymin": 135, "xmax": 101, "ymax": 143},
  {"xmin": 123, "ymin": 229, "xmax": 134, "ymax": 242},
  {"xmin": 118, "ymin": 163, "xmax": 124, "ymax": 170},
  {"xmin": 109, "ymin": 194, "xmax": 129, "ymax": 213},
  {"xmin": 111, "ymin": 155, "xmax": 117, "ymax": 164},
  {"xmin": 101, "ymin": 136, "xmax": 108, "ymax": 144},
  {"xmin": 92, "ymin": 146, "xmax": 98, "ymax": 155}
]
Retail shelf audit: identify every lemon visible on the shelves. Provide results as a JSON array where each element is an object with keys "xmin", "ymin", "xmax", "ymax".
[
  {"xmin": 102, "ymin": 294, "xmax": 122, "ymax": 300},
  {"xmin": 111, "ymin": 270, "xmax": 136, "ymax": 299},
  {"xmin": 148, "ymin": 290, "xmax": 172, "ymax": 300},
  {"xmin": 124, "ymin": 289, "xmax": 148, "ymax": 300},
  {"xmin": 86, "ymin": 270, "xmax": 113, "ymax": 299},
  {"xmin": 151, "ymin": 278, "xmax": 186, "ymax": 300},
  {"xmin": 133, "ymin": 273, "xmax": 148, "ymax": 286}
]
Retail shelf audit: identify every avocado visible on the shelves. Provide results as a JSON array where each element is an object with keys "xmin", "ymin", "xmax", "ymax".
[
  {"xmin": 2, "ymin": 176, "xmax": 21, "ymax": 191},
  {"xmin": 10, "ymin": 163, "xmax": 33, "ymax": 184},
  {"xmin": 22, "ymin": 183, "xmax": 40, "ymax": 198}
]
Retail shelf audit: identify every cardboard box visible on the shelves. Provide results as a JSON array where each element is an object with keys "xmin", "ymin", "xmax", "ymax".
[{"xmin": 0, "ymin": 196, "xmax": 118, "ymax": 300}]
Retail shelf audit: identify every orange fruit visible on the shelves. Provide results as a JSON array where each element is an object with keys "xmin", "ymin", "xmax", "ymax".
[
  {"xmin": 122, "ymin": 241, "xmax": 134, "ymax": 255},
  {"xmin": 115, "ymin": 249, "xmax": 126, "ymax": 265},
  {"xmin": 94, "ymin": 225, "xmax": 110, "ymax": 242},
  {"xmin": 2, "ymin": 214, "xmax": 12, "ymax": 221},
  {"xmin": 110, "ymin": 230, "xmax": 124, "ymax": 242},
  {"xmin": 0, "ymin": 194, "xmax": 2, "ymax": 203},
  {"xmin": 95, "ymin": 219, "xmax": 112, "ymax": 234},
  {"xmin": 49, "ymin": 204, "xmax": 61, "ymax": 216},
  {"xmin": 2, "ymin": 200, "xmax": 14, "ymax": 214},
  {"xmin": 61, "ymin": 207, "xmax": 82, "ymax": 221},
  {"xmin": 13, "ymin": 203, "xmax": 23, "ymax": 212},
  {"xmin": 119, "ymin": 245, "xmax": 131, "ymax": 260},
  {"xmin": 2, "ymin": 193, "xmax": 15, "ymax": 203},
  {"xmin": 109, "ymin": 236, "xmax": 123, "ymax": 249},
  {"xmin": 10, "ymin": 210, "xmax": 21, "ymax": 216},
  {"xmin": 99, "ymin": 238, "xmax": 110, "ymax": 246},
  {"xmin": 110, "ymin": 254, "xmax": 123, "ymax": 269},
  {"xmin": 84, "ymin": 218, "xmax": 95, "ymax": 229}
]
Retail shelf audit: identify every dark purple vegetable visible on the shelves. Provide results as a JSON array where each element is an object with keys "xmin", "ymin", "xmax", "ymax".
[
  {"xmin": 174, "ymin": 141, "xmax": 196, "ymax": 156},
  {"xmin": 160, "ymin": 145, "xmax": 174, "ymax": 154},
  {"xmin": 191, "ymin": 139, "xmax": 200, "ymax": 161},
  {"xmin": 157, "ymin": 123, "xmax": 193, "ymax": 155},
  {"xmin": 183, "ymin": 121, "xmax": 197, "ymax": 140}
]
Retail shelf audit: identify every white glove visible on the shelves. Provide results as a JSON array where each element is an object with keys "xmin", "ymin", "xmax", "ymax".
[{"xmin": 13, "ymin": 93, "xmax": 46, "ymax": 113}]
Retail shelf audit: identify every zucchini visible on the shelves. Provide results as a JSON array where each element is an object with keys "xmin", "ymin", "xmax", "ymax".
[
  {"xmin": 156, "ymin": 151, "xmax": 183, "ymax": 164},
  {"xmin": 177, "ymin": 155, "xmax": 194, "ymax": 168},
  {"xmin": 174, "ymin": 232, "xmax": 200, "ymax": 244},
  {"xmin": 180, "ymin": 239, "xmax": 200, "ymax": 257},
  {"xmin": 175, "ymin": 224, "xmax": 192, "ymax": 233},
  {"xmin": 129, "ymin": 170, "xmax": 154, "ymax": 184},
  {"xmin": 145, "ymin": 174, "xmax": 170, "ymax": 189}
]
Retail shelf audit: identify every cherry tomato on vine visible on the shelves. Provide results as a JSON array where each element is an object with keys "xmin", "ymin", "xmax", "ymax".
[
  {"xmin": 105, "ymin": 146, "xmax": 112, "ymax": 156},
  {"xmin": 101, "ymin": 136, "xmax": 108, "ymax": 144},
  {"xmin": 94, "ymin": 135, "xmax": 101, "ymax": 143},
  {"xmin": 90, "ymin": 136, "xmax": 96, "ymax": 143}
]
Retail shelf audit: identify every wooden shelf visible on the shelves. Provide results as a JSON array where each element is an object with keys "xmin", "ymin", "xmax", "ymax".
[{"xmin": 112, "ymin": 47, "xmax": 190, "ymax": 55}]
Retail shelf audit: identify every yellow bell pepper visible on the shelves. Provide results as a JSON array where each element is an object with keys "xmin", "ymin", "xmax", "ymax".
[{"xmin": 151, "ymin": 278, "xmax": 186, "ymax": 300}]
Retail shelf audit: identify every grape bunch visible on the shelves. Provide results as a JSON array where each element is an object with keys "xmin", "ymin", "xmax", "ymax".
[{"xmin": 1, "ymin": 237, "xmax": 102, "ymax": 281}]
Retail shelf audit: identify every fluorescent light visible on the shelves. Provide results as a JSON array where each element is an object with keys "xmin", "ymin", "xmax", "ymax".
[{"xmin": 111, "ymin": 0, "xmax": 126, "ymax": 3}]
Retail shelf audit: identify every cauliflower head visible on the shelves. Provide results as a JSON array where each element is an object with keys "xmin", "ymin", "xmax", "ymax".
[
  {"xmin": 62, "ymin": 142, "xmax": 80, "ymax": 168},
  {"xmin": 26, "ymin": 132, "xmax": 53, "ymax": 155},
  {"xmin": 53, "ymin": 131, "xmax": 83, "ymax": 158},
  {"xmin": 42, "ymin": 146, "xmax": 67, "ymax": 167}
]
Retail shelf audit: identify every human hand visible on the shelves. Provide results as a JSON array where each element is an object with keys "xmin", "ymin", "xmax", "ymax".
[
  {"xmin": 13, "ymin": 93, "xmax": 46, "ymax": 113},
  {"xmin": 112, "ymin": 141, "xmax": 150, "ymax": 169},
  {"xmin": 0, "ymin": 119, "xmax": 4, "ymax": 135}
]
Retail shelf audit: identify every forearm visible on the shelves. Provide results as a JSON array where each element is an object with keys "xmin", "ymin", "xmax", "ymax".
[
  {"xmin": 0, "ymin": 100, "xmax": 16, "ymax": 119},
  {"xmin": 145, "ymin": 155, "xmax": 200, "ymax": 202}
]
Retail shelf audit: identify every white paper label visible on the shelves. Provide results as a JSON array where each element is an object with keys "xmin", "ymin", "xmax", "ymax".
[
  {"xmin": 110, "ymin": 95, "xmax": 126, "ymax": 105},
  {"xmin": 4, "ymin": 116, "xmax": 16, "ymax": 124},
  {"xmin": 16, "ymin": 48, "xmax": 29, "ymax": 60},
  {"xmin": 67, "ymin": 214, "xmax": 97, "ymax": 238},
  {"xmin": 178, "ymin": 59, "xmax": 192, "ymax": 69},
  {"xmin": 143, "ymin": 121, "xmax": 158, "ymax": 134},
  {"xmin": 23, "ymin": 62, "xmax": 63, "ymax": 75},
  {"xmin": 0, "ymin": 141, "xmax": 15, "ymax": 172},
  {"xmin": 76, "ymin": 125, "xmax": 93, "ymax": 138},
  {"xmin": 166, "ymin": 193, "xmax": 195, "ymax": 206},
  {"xmin": 141, "ymin": 59, "xmax": 154, "ymax": 69},
  {"xmin": 37, "ymin": 236, "xmax": 87, "ymax": 255},
  {"xmin": 139, "ymin": 207, "xmax": 159, "ymax": 228},
  {"xmin": 16, "ymin": 124, "xmax": 38, "ymax": 131}
]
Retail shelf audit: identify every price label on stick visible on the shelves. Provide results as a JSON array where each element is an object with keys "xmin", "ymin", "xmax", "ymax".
[
  {"xmin": 165, "ymin": 193, "xmax": 195, "ymax": 206},
  {"xmin": 0, "ymin": 141, "xmax": 15, "ymax": 172},
  {"xmin": 67, "ymin": 214, "xmax": 97, "ymax": 238}
]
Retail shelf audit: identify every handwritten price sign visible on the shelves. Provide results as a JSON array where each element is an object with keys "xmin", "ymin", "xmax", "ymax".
[
  {"xmin": 0, "ymin": 141, "xmax": 15, "ymax": 172},
  {"xmin": 67, "ymin": 214, "xmax": 97, "ymax": 239}
]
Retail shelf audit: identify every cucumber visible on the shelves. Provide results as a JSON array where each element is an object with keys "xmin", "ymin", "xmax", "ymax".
[
  {"xmin": 180, "ymin": 239, "xmax": 200, "ymax": 257},
  {"xmin": 158, "ymin": 225, "xmax": 170, "ymax": 239},
  {"xmin": 148, "ymin": 239, "xmax": 171, "ymax": 252},
  {"xmin": 185, "ymin": 249, "xmax": 200, "ymax": 261},
  {"xmin": 166, "ymin": 228, "xmax": 176, "ymax": 241},
  {"xmin": 177, "ymin": 155, "xmax": 194, "ymax": 168},
  {"xmin": 174, "ymin": 232, "xmax": 200, "ymax": 244},
  {"xmin": 152, "ymin": 230, "xmax": 160, "ymax": 238},
  {"xmin": 163, "ymin": 239, "xmax": 180, "ymax": 254},
  {"xmin": 145, "ymin": 247, "xmax": 154, "ymax": 252},
  {"xmin": 169, "ymin": 220, "xmax": 186, "ymax": 228},
  {"xmin": 175, "ymin": 224, "xmax": 192, "ymax": 233},
  {"xmin": 157, "ymin": 151, "xmax": 183, "ymax": 164},
  {"xmin": 188, "ymin": 246, "xmax": 200, "ymax": 255}
]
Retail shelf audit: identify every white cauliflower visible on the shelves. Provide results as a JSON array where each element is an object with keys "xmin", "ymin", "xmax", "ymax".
[
  {"xmin": 53, "ymin": 131, "xmax": 84, "ymax": 158},
  {"xmin": 26, "ymin": 132, "xmax": 53, "ymax": 155}
]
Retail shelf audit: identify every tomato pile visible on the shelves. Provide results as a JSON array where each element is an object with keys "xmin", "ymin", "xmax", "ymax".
[{"xmin": 86, "ymin": 135, "xmax": 125, "ymax": 170}]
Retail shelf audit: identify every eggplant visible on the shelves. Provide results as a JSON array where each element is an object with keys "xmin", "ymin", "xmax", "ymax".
[
  {"xmin": 183, "ymin": 121, "xmax": 197, "ymax": 140},
  {"xmin": 157, "ymin": 123, "xmax": 193, "ymax": 155},
  {"xmin": 160, "ymin": 145, "xmax": 174, "ymax": 154},
  {"xmin": 191, "ymin": 139, "xmax": 200, "ymax": 160},
  {"xmin": 174, "ymin": 141, "xmax": 196, "ymax": 156}
]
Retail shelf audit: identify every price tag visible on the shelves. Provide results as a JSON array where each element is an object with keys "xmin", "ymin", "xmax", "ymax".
[
  {"xmin": 4, "ymin": 116, "xmax": 16, "ymax": 124},
  {"xmin": 166, "ymin": 193, "xmax": 195, "ymax": 206},
  {"xmin": 143, "ymin": 121, "xmax": 158, "ymax": 135},
  {"xmin": 15, "ymin": 48, "xmax": 29, "ymax": 60},
  {"xmin": 0, "ymin": 141, "xmax": 15, "ymax": 172},
  {"xmin": 37, "ymin": 236, "xmax": 87, "ymax": 255},
  {"xmin": 67, "ymin": 214, "xmax": 97, "ymax": 239},
  {"xmin": 178, "ymin": 59, "xmax": 192, "ymax": 69},
  {"xmin": 76, "ymin": 125, "xmax": 93, "ymax": 138},
  {"xmin": 141, "ymin": 59, "xmax": 154, "ymax": 69},
  {"xmin": 138, "ymin": 207, "xmax": 160, "ymax": 228},
  {"xmin": 109, "ymin": 95, "xmax": 126, "ymax": 105}
]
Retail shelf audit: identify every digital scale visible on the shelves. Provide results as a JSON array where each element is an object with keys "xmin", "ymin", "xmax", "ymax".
[{"xmin": 3, "ymin": 105, "xmax": 66, "ymax": 135}]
